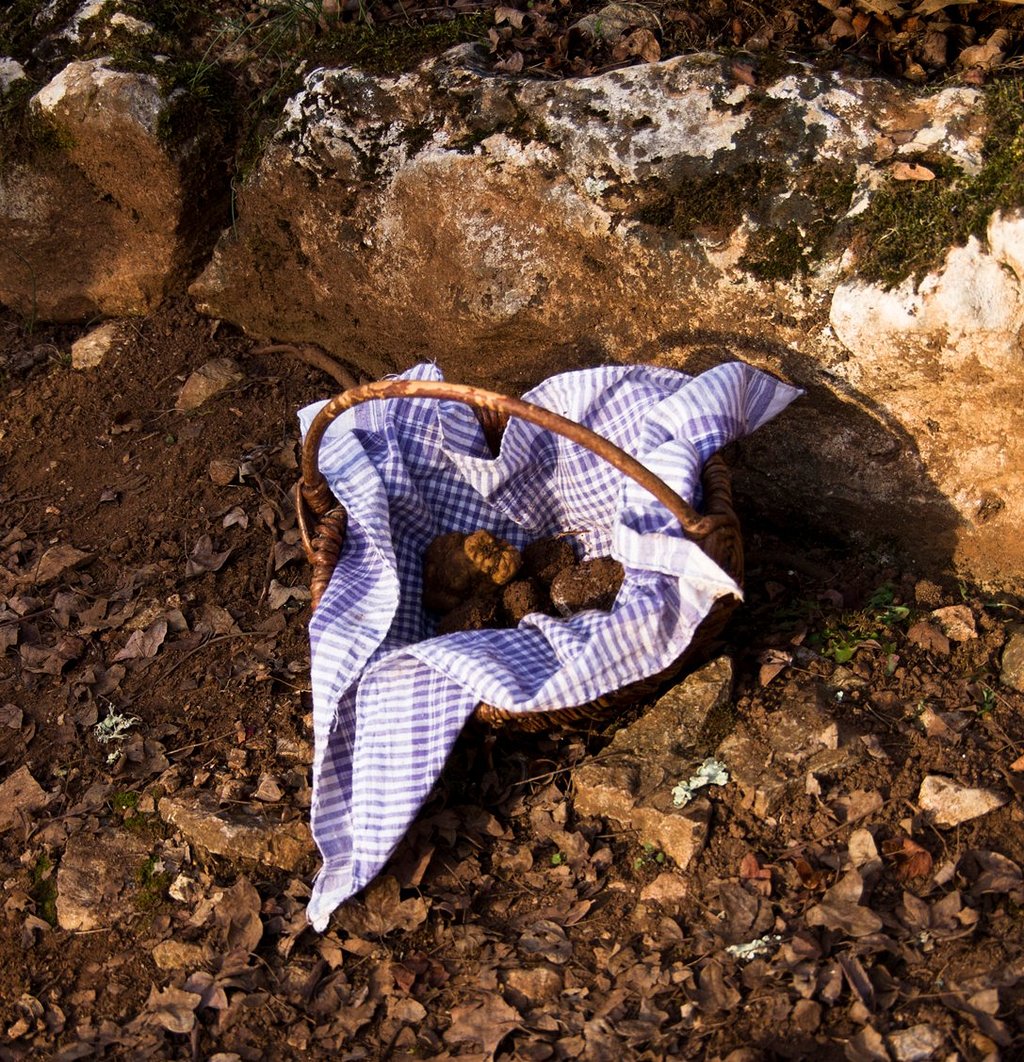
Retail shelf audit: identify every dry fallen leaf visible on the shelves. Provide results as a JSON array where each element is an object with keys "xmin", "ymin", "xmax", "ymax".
[
  {"xmin": 337, "ymin": 876, "xmax": 429, "ymax": 938},
  {"xmin": 445, "ymin": 993, "xmax": 520, "ymax": 1057},
  {"xmin": 113, "ymin": 618, "xmax": 168, "ymax": 662},
  {"xmin": 883, "ymin": 835, "xmax": 933, "ymax": 881},
  {"xmin": 140, "ymin": 985, "xmax": 202, "ymax": 1034},
  {"xmin": 891, "ymin": 162, "xmax": 935, "ymax": 181},
  {"xmin": 185, "ymin": 535, "xmax": 233, "ymax": 578},
  {"xmin": 739, "ymin": 852, "xmax": 773, "ymax": 896}
]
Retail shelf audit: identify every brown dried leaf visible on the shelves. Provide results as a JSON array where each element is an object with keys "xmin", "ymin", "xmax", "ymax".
[
  {"xmin": 24, "ymin": 545, "xmax": 92, "ymax": 587},
  {"xmin": 758, "ymin": 648, "xmax": 791, "ymax": 686},
  {"xmin": 337, "ymin": 876, "xmax": 429, "ymax": 938},
  {"xmin": 213, "ymin": 878, "xmax": 264, "ymax": 953},
  {"xmin": 268, "ymin": 580, "xmax": 312, "ymax": 610},
  {"xmin": 806, "ymin": 898, "xmax": 883, "ymax": 937},
  {"xmin": 891, "ymin": 162, "xmax": 936, "ymax": 181},
  {"xmin": 962, "ymin": 850, "xmax": 1024, "ymax": 898},
  {"xmin": 494, "ymin": 5, "xmax": 527, "ymax": 28},
  {"xmin": 445, "ymin": 993, "xmax": 520, "ymax": 1057},
  {"xmin": 739, "ymin": 853, "xmax": 773, "ymax": 896},
  {"xmin": 185, "ymin": 535, "xmax": 232, "ymax": 578},
  {"xmin": 883, "ymin": 835, "xmax": 933, "ymax": 881},
  {"xmin": 518, "ymin": 919, "xmax": 572, "ymax": 964},
  {"xmin": 495, "ymin": 50, "xmax": 525, "ymax": 73},
  {"xmin": 113, "ymin": 618, "xmax": 168, "ymax": 662},
  {"xmin": 140, "ymin": 985, "xmax": 202, "ymax": 1034}
]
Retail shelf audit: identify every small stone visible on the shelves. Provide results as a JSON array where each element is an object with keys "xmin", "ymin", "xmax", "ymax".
[
  {"xmin": 175, "ymin": 358, "xmax": 243, "ymax": 412},
  {"xmin": 930, "ymin": 605, "xmax": 977, "ymax": 642},
  {"xmin": 208, "ymin": 457, "xmax": 238, "ymax": 486},
  {"xmin": 918, "ymin": 775, "xmax": 1008, "ymax": 827},
  {"xmin": 275, "ymin": 737, "xmax": 313, "ymax": 764},
  {"xmin": 886, "ymin": 1024, "xmax": 946, "ymax": 1061},
  {"xmin": 226, "ymin": 748, "xmax": 248, "ymax": 772},
  {"xmin": 159, "ymin": 789, "xmax": 315, "ymax": 871},
  {"xmin": 55, "ymin": 829, "xmax": 151, "ymax": 931},
  {"xmin": 639, "ymin": 871, "xmax": 688, "ymax": 906},
  {"xmin": 1000, "ymin": 627, "xmax": 1024, "ymax": 692},
  {"xmin": 71, "ymin": 321, "xmax": 123, "ymax": 369},
  {"xmin": 0, "ymin": 766, "xmax": 48, "ymax": 833},
  {"xmin": 109, "ymin": 12, "xmax": 155, "ymax": 35},
  {"xmin": 253, "ymin": 774, "xmax": 284, "ymax": 803},
  {"xmin": 0, "ymin": 58, "xmax": 26, "ymax": 95},
  {"xmin": 152, "ymin": 941, "xmax": 208, "ymax": 971}
]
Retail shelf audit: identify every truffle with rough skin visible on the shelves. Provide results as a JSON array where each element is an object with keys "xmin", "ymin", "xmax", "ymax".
[{"xmin": 422, "ymin": 529, "xmax": 522, "ymax": 613}]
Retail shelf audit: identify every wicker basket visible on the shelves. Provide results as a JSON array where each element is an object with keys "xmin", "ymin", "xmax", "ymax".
[{"xmin": 296, "ymin": 379, "xmax": 743, "ymax": 732}]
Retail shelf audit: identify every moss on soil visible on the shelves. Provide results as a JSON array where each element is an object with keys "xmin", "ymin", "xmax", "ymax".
[
  {"xmin": 855, "ymin": 77, "xmax": 1024, "ymax": 288},
  {"xmin": 30, "ymin": 853, "xmax": 58, "ymax": 926}
]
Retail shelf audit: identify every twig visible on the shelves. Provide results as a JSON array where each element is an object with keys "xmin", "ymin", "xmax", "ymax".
[{"xmin": 250, "ymin": 343, "xmax": 359, "ymax": 389}]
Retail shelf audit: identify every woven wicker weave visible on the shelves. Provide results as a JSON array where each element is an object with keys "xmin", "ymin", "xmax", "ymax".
[{"xmin": 296, "ymin": 379, "xmax": 743, "ymax": 732}]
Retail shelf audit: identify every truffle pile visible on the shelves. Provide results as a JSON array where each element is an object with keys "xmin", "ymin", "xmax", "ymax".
[{"xmin": 422, "ymin": 529, "xmax": 624, "ymax": 634}]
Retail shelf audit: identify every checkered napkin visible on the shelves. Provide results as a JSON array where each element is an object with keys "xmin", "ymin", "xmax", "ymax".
[{"xmin": 298, "ymin": 361, "xmax": 800, "ymax": 930}]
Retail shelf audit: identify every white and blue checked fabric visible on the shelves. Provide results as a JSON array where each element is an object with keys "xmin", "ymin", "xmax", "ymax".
[{"xmin": 298, "ymin": 361, "xmax": 801, "ymax": 930}]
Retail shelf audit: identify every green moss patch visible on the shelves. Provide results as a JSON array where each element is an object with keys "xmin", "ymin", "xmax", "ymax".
[{"xmin": 856, "ymin": 78, "xmax": 1024, "ymax": 288}]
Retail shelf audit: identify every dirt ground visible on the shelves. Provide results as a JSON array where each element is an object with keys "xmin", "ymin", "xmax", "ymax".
[{"xmin": 1, "ymin": 300, "xmax": 1023, "ymax": 1060}]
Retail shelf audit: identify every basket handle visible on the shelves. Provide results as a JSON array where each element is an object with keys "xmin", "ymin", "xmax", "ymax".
[{"xmin": 296, "ymin": 379, "xmax": 733, "ymax": 559}]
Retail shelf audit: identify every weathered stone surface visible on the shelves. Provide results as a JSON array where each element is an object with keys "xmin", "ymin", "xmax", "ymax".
[
  {"xmin": 0, "ymin": 765, "xmax": 48, "ymax": 832},
  {"xmin": 159, "ymin": 789, "xmax": 315, "ymax": 871},
  {"xmin": 55, "ymin": 828, "xmax": 150, "ymax": 931},
  {"xmin": 152, "ymin": 940, "xmax": 210, "ymax": 971},
  {"xmin": 0, "ymin": 58, "xmax": 26, "ymax": 93},
  {"xmin": 571, "ymin": 658, "xmax": 732, "ymax": 866},
  {"xmin": 175, "ymin": 358, "xmax": 244, "ymax": 412},
  {"xmin": 918, "ymin": 775, "xmax": 1008, "ymax": 827},
  {"xmin": 640, "ymin": 871, "xmax": 689, "ymax": 906},
  {"xmin": 71, "ymin": 320, "xmax": 124, "ymax": 369},
  {"xmin": 191, "ymin": 47, "xmax": 1021, "ymax": 588},
  {"xmin": 0, "ymin": 57, "xmax": 221, "ymax": 322},
  {"xmin": 1001, "ymin": 627, "xmax": 1024, "ymax": 693}
]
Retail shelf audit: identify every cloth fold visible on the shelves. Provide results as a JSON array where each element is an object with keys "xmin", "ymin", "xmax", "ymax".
[{"xmin": 299, "ymin": 361, "xmax": 801, "ymax": 930}]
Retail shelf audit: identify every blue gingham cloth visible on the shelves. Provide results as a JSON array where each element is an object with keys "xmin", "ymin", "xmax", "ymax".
[{"xmin": 299, "ymin": 362, "xmax": 800, "ymax": 929}]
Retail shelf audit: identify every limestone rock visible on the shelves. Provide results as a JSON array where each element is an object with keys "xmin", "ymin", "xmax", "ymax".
[
  {"xmin": 190, "ymin": 47, "xmax": 1022, "ymax": 589},
  {"xmin": 71, "ymin": 320, "xmax": 123, "ymax": 369},
  {"xmin": 571, "ymin": 658, "xmax": 732, "ymax": 867},
  {"xmin": 0, "ymin": 58, "xmax": 222, "ymax": 322},
  {"xmin": 175, "ymin": 358, "xmax": 244, "ymax": 412},
  {"xmin": 55, "ymin": 828, "xmax": 151, "ymax": 931},
  {"xmin": 0, "ymin": 765, "xmax": 48, "ymax": 833},
  {"xmin": 159, "ymin": 789, "xmax": 315, "ymax": 871},
  {"xmin": 640, "ymin": 871, "xmax": 689, "ymax": 906},
  {"xmin": 0, "ymin": 58, "xmax": 26, "ymax": 94},
  {"xmin": 152, "ymin": 941, "xmax": 209, "ymax": 971},
  {"xmin": 1000, "ymin": 627, "xmax": 1024, "ymax": 693},
  {"xmin": 930, "ymin": 605, "xmax": 977, "ymax": 642},
  {"xmin": 918, "ymin": 775, "xmax": 1008, "ymax": 827}
]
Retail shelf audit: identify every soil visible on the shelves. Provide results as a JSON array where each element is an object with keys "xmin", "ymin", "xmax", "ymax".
[{"xmin": 2, "ymin": 300, "xmax": 1023, "ymax": 1059}]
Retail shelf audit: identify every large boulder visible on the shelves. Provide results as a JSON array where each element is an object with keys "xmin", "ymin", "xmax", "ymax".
[
  {"xmin": 191, "ymin": 47, "xmax": 1022, "ymax": 588},
  {"xmin": 0, "ymin": 57, "xmax": 221, "ymax": 321}
]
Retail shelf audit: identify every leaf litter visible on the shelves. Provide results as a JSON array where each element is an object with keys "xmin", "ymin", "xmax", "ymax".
[{"xmin": 1, "ymin": 299, "xmax": 1024, "ymax": 1057}]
